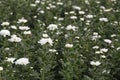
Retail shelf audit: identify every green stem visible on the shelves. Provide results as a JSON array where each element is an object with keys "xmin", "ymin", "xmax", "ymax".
[
  {"xmin": 0, "ymin": 72, "xmax": 2, "ymax": 80},
  {"xmin": 41, "ymin": 69, "xmax": 45, "ymax": 80}
]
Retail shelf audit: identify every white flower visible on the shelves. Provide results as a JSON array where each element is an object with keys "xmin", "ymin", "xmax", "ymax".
[
  {"xmin": 95, "ymin": 51, "xmax": 102, "ymax": 54},
  {"xmin": 10, "ymin": 25, "xmax": 17, "ymax": 30},
  {"xmin": 19, "ymin": 26, "xmax": 30, "ymax": 30},
  {"xmin": 92, "ymin": 46, "xmax": 99, "ymax": 49},
  {"xmin": 69, "ymin": 11, "xmax": 75, "ymax": 14},
  {"xmin": 57, "ymin": 2, "xmax": 63, "ymax": 5},
  {"xmin": 104, "ymin": 39, "xmax": 112, "ymax": 44},
  {"xmin": 65, "ymin": 44, "xmax": 73, "ymax": 48},
  {"xmin": 47, "ymin": 24, "xmax": 58, "ymax": 30},
  {"xmin": 79, "ymin": 11, "xmax": 85, "ymax": 14},
  {"xmin": 104, "ymin": 8, "xmax": 112, "ymax": 12},
  {"xmin": 65, "ymin": 12, "xmax": 68, "ymax": 15},
  {"xmin": 93, "ymin": 32, "xmax": 98, "ymax": 35},
  {"xmin": 72, "ymin": 5, "xmax": 81, "ymax": 10},
  {"xmin": 0, "ymin": 67, "xmax": 3, "ymax": 71},
  {"xmin": 64, "ymin": 34, "xmax": 68, "ymax": 38},
  {"xmin": 100, "ymin": 6, "xmax": 105, "ymax": 10},
  {"xmin": 23, "ymin": 31, "xmax": 31, "ymax": 35},
  {"xmin": 58, "ymin": 18, "xmax": 64, "ymax": 21},
  {"xmin": 75, "ymin": 36, "xmax": 80, "ymax": 39},
  {"xmin": 33, "ymin": 16, "xmax": 37, "ymax": 18},
  {"xmin": 66, "ymin": 25, "xmax": 78, "ymax": 31},
  {"xmin": 102, "ymin": 69, "xmax": 110, "ymax": 74},
  {"xmin": 116, "ymin": 47, "xmax": 120, "ymax": 50},
  {"xmin": 0, "ymin": 29, "xmax": 10, "ymax": 37},
  {"xmin": 40, "ymin": 10, "xmax": 45, "ymax": 14},
  {"xmin": 90, "ymin": 61, "xmax": 95, "ymax": 65},
  {"xmin": 100, "ymin": 48, "xmax": 108, "ymax": 53},
  {"xmin": 8, "ymin": 35, "xmax": 22, "ymax": 42},
  {"xmin": 85, "ymin": 0, "xmax": 90, "ymax": 4},
  {"xmin": 50, "ymin": 5, "xmax": 56, "ymax": 9},
  {"xmin": 4, "ymin": 47, "xmax": 10, "ymax": 51},
  {"xmin": 96, "ymin": 1, "xmax": 100, "ymax": 4},
  {"xmin": 17, "ymin": 17, "xmax": 28, "ymax": 23},
  {"xmin": 111, "ymin": 34, "xmax": 116, "ymax": 37},
  {"xmin": 80, "ymin": 18, "xmax": 84, "ymax": 21},
  {"xmin": 86, "ymin": 14, "xmax": 94, "ymax": 19},
  {"xmin": 1, "ymin": 22, "xmax": 10, "ymax": 26},
  {"xmin": 15, "ymin": 58, "xmax": 29, "ymax": 65},
  {"xmin": 70, "ymin": 16, "xmax": 77, "ymax": 19},
  {"xmin": 54, "ymin": 16, "xmax": 57, "ymax": 19},
  {"xmin": 38, "ymin": 38, "xmax": 53, "ymax": 46},
  {"xmin": 35, "ymin": 0, "xmax": 40, "ymax": 4},
  {"xmin": 30, "ymin": 4, "xmax": 37, "ymax": 7},
  {"xmin": 92, "ymin": 32, "xmax": 101, "ymax": 41},
  {"xmin": 90, "ymin": 61, "xmax": 101, "ymax": 66},
  {"xmin": 101, "ymin": 55, "xmax": 106, "ymax": 58},
  {"xmin": 49, "ymin": 49, "xmax": 57, "ymax": 52},
  {"xmin": 6, "ymin": 58, "xmax": 16, "ymax": 63},
  {"xmin": 99, "ymin": 18, "xmax": 108, "ymax": 22},
  {"xmin": 42, "ymin": 34, "xmax": 48, "ymax": 38}
]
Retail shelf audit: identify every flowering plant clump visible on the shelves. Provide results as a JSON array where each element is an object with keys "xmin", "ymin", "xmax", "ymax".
[
  {"xmin": 15, "ymin": 58, "xmax": 30, "ymax": 65},
  {"xmin": 0, "ymin": 30, "xmax": 10, "ymax": 37},
  {"xmin": 0, "ymin": 0, "xmax": 120, "ymax": 80}
]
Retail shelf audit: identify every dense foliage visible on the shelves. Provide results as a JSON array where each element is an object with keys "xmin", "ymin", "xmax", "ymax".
[{"xmin": 0, "ymin": 0, "xmax": 120, "ymax": 80}]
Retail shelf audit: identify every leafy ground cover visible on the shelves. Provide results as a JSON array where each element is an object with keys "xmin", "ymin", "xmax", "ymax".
[{"xmin": 0, "ymin": 0, "xmax": 120, "ymax": 80}]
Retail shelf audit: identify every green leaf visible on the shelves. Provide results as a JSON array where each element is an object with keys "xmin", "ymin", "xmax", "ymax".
[{"xmin": 83, "ymin": 75, "xmax": 94, "ymax": 80}]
